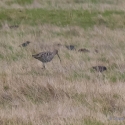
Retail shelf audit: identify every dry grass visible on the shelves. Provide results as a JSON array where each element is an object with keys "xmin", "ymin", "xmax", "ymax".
[
  {"xmin": 0, "ymin": 24, "xmax": 125, "ymax": 124},
  {"xmin": 0, "ymin": 0, "xmax": 125, "ymax": 125}
]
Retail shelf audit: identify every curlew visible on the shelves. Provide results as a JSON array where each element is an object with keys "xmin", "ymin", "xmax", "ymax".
[
  {"xmin": 92, "ymin": 66, "xmax": 107, "ymax": 72},
  {"xmin": 19, "ymin": 41, "xmax": 31, "ymax": 47},
  {"xmin": 32, "ymin": 49, "xmax": 61, "ymax": 69}
]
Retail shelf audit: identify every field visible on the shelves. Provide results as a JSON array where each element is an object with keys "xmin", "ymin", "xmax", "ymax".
[{"xmin": 0, "ymin": 0, "xmax": 125, "ymax": 125}]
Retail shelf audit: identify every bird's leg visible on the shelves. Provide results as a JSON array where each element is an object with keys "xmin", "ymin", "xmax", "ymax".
[
  {"xmin": 42, "ymin": 63, "xmax": 45, "ymax": 69},
  {"xmin": 57, "ymin": 53, "xmax": 61, "ymax": 62}
]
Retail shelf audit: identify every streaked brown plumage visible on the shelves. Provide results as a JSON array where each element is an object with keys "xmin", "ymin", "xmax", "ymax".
[{"xmin": 32, "ymin": 49, "xmax": 61, "ymax": 68}]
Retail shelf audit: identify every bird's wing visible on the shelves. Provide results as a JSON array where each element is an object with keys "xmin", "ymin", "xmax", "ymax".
[
  {"xmin": 34, "ymin": 51, "xmax": 52, "ymax": 58},
  {"xmin": 43, "ymin": 52, "xmax": 53, "ymax": 58}
]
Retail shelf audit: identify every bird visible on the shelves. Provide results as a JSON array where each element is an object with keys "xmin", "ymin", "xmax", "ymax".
[
  {"xmin": 78, "ymin": 48, "xmax": 90, "ymax": 53},
  {"xmin": 92, "ymin": 66, "xmax": 107, "ymax": 72},
  {"xmin": 19, "ymin": 41, "xmax": 31, "ymax": 47},
  {"xmin": 32, "ymin": 49, "xmax": 61, "ymax": 69},
  {"xmin": 9, "ymin": 25, "xmax": 19, "ymax": 29},
  {"xmin": 95, "ymin": 49, "xmax": 99, "ymax": 53},
  {"xmin": 65, "ymin": 45, "xmax": 75, "ymax": 50}
]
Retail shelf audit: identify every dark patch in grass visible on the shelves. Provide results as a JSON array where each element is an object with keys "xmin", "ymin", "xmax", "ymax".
[{"xmin": 3, "ymin": 85, "xmax": 9, "ymax": 91}]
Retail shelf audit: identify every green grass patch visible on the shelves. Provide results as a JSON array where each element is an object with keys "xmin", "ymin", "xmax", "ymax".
[
  {"xmin": 107, "ymin": 72, "xmax": 125, "ymax": 83},
  {"xmin": 0, "ymin": 9, "xmax": 124, "ymax": 29}
]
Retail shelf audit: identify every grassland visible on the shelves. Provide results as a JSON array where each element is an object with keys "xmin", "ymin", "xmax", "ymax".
[{"xmin": 0, "ymin": 0, "xmax": 125, "ymax": 125}]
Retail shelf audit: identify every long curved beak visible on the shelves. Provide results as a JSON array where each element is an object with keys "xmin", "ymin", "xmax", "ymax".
[{"xmin": 57, "ymin": 53, "xmax": 61, "ymax": 62}]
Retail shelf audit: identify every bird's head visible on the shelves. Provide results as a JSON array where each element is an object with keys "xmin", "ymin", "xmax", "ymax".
[{"xmin": 26, "ymin": 41, "xmax": 31, "ymax": 44}]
